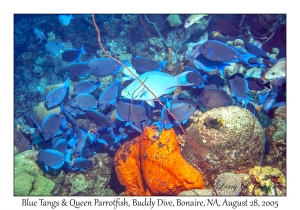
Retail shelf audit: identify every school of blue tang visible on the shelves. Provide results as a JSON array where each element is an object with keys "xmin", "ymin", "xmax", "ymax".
[{"xmin": 14, "ymin": 14, "xmax": 286, "ymax": 174}]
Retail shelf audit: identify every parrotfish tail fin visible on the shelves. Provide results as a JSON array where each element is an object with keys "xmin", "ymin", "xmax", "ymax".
[
  {"xmin": 258, "ymin": 91, "xmax": 269, "ymax": 105},
  {"xmin": 153, "ymin": 121, "xmax": 163, "ymax": 136},
  {"xmin": 237, "ymin": 53, "xmax": 256, "ymax": 65},
  {"xmin": 80, "ymin": 46, "xmax": 87, "ymax": 54},
  {"xmin": 175, "ymin": 71, "xmax": 195, "ymax": 86}
]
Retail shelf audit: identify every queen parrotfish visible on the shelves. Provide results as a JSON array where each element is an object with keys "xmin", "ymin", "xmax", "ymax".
[{"xmin": 121, "ymin": 71, "xmax": 194, "ymax": 107}]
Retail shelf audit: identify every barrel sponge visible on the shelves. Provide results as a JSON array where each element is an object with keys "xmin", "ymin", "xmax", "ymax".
[{"xmin": 182, "ymin": 106, "xmax": 265, "ymax": 181}]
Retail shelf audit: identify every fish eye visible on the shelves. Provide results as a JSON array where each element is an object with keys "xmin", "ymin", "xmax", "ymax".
[
  {"xmin": 272, "ymin": 72, "xmax": 275, "ymax": 75},
  {"xmin": 187, "ymin": 20, "xmax": 190, "ymax": 23}
]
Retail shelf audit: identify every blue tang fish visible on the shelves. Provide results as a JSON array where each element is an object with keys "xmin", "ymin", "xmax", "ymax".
[
  {"xmin": 98, "ymin": 78, "xmax": 120, "ymax": 110},
  {"xmin": 121, "ymin": 71, "xmax": 194, "ymax": 107},
  {"xmin": 58, "ymin": 14, "xmax": 74, "ymax": 26},
  {"xmin": 67, "ymin": 62, "xmax": 89, "ymax": 79},
  {"xmin": 88, "ymin": 58, "xmax": 123, "ymax": 77},
  {"xmin": 188, "ymin": 44, "xmax": 229, "ymax": 76},
  {"xmin": 62, "ymin": 46, "xmax": 86, "ymax": 62},
  {"xmin": 52, "ymin": 138, "xmax": 68, "ymax": 154},
  {"xmin": 22, "ymin": 113, "xmax": 41, "ymax": 132},
  {"xmin": 258, "ymin": 87, "xmax": 285, "ymax": 111},
  {"xmin": 60, "ymin": 104, "xmax": 79, "ymax": 128},
  {"xmin": 80, "ymin": 134, "xmax": 100, "ymax": 159},
  {"xmin": 161, "ymin": 99, "xmax": 196, "ymax": 129},
  {"xmin": 199, "ymin": 40, "xmax": 254, "ymax": 64},
  {"xmin": 70, "ymin": 93, "xmax": 98, "ymax": 111},
  {"xmin": 45, "ymin": 42, "xmax": 62, "ymax": 56},
  {"xmin": 41, "ymin": 113, "xmax": 67, "ymax": 141},
  {"xmin": 116, "ymin": 100, "xmax": 148, "ymax": 131},
  {"xmin": 72, "ymin": 80, "xmax": 101, "ymax": 95},
  {"xmin": 198, "ymin": 89, "xmax": 232, "ymax": 109},
  {"xmin": 45, "ymin": 77, "xmax": 70, "ymax": 109},
  {"xmin": 73, "ymin": 158, "xmax": 93, "ymax": 171},
  {"xmin": 131, "ymin": 56, "xmax": 167, "ymax": 74},
  {"xmin": 227, "ymin": 73, "xmax": 250, "ymax": 106},
  {"xmin": 37, "ymin": 149, "xmax": 64, "ymax": 171},
  {"xmin": 245, "ymin": 42, "xmax": 275, "ymax": 63},
  {"xmin": 72, "ymin": 128, "xmax": 87, "ymax": 153},
  {"xmin": 183, "ymin": 66, "xmax": 206, "ymax": 88},
  {"xmin": 84, "ymin": 109, "xmax": 116, "ymax": 128}
]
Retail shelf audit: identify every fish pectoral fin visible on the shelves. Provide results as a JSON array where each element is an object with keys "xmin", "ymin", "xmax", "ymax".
[{"xmin": 195, "ymin": 21, "xmax": 202, "ymax": 24}]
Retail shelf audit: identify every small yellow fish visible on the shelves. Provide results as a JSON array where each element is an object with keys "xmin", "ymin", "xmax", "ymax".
[
  {"xmin": 203, "ymin": 117, "xmax": 224, "ymax": 130},
  {"xmin": 184, "ymin": 14, "xmax": 208, "ymax": 28}
]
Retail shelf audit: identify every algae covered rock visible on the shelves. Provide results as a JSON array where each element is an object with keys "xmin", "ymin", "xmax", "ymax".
[
  {"xmin": 241, "ymin": 166, "xmax": 286, "ymax": 196},
  {"xmin": 264, "ymin": 105, "xmax": 286, "ymax": 172},
  {"xmin": 14, "ymin": 150, "xmax": 55, "ymax": 196},
  {"xmin": 182, "ymin": 106, "xmax": 265, "ymax": 183},
  {"xmin": 166, "ymin": 14, "xmax": 182, "ymax": 27}
]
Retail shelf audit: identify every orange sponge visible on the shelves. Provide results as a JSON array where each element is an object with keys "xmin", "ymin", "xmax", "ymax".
[{"xmin": 114, "ymin": 126, "xmax": 204, "ymax": 195}]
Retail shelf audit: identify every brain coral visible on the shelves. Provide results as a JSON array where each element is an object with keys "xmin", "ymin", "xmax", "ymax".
[{"xmin": 182, "ymin": 106, "xmax": 265, "ymax": 183}]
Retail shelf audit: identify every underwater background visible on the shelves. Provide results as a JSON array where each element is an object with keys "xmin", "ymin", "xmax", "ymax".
[{"xmin": 14, "ymin": 14, "xmax": 286, "ymax": 196}]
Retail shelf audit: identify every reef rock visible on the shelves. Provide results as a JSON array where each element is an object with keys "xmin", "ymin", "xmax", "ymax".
[
  {"xmin": 241, "ymin": 166, "xmax": 286, "ymax": 196},
  {"xmin": 14, "ymin": 150, "xmax": 55, "ymax": 196},
  {"xmin": 263, "ymin": 105, "xmax": 286, "ymax": 172},
  {"xmin": 51, "ymin": 153, "xmax": 115, "ymax": 196},
  {"xmin": 182, "ymin": 106, "xmax": 265, "ymax": 184}
]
